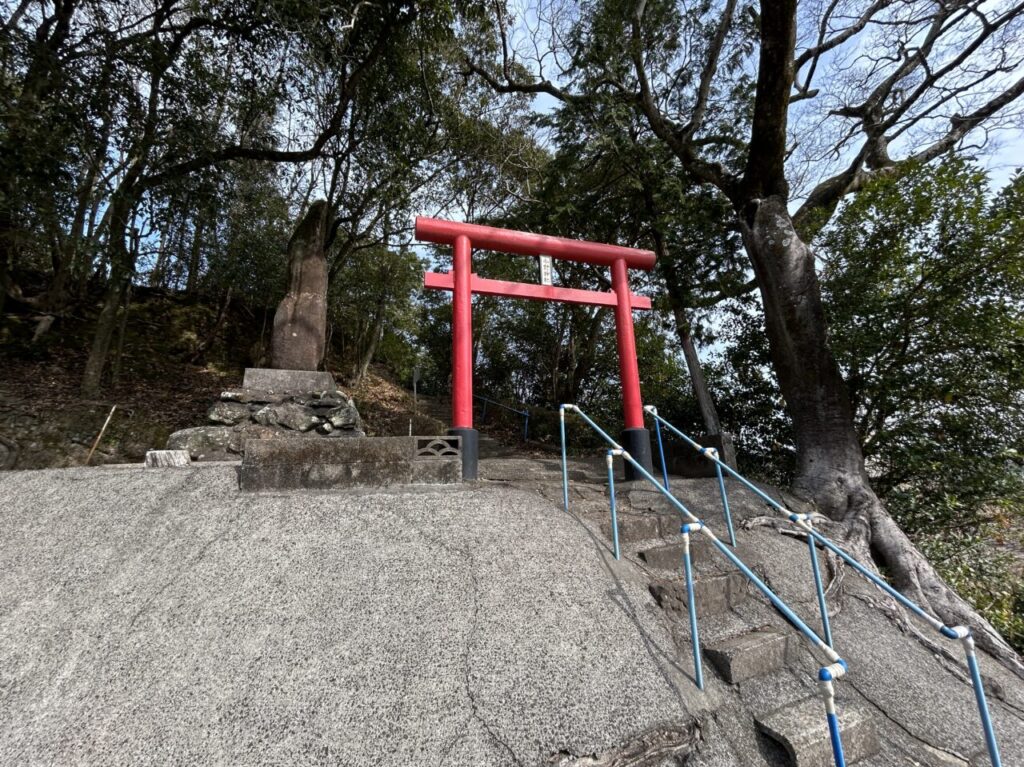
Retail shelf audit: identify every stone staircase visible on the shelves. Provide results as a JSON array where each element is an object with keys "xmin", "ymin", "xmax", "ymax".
[{"xmin": 603, "ymin": 481, "xmax": 881, "ymax": 767}]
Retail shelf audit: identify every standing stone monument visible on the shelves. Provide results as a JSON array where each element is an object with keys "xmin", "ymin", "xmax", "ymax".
[
  {"xmin": 271, "ymin": 200, "xmax": 329, "ymax": 371},
  {"xmin": 166, "ymin": 201, "xmax": 367, "ymax": 461},
  {"xmin": 163, "ymin": 202, "xmax": 462, "ymax": 485}
]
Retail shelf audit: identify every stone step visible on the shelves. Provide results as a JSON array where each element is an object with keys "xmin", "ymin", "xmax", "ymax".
[
  {"xmin": 601, "ymin": 511, "xmax": 680, "ymax": 543},
  {"xmin": 755, "ymin": 697, "xmax": 879, "ymax": 767},
  {"xmin": 704, "ymin": 626, "xmax": 789, "ymax": 684},
  {"xmin": 649, "ymin": 570, "xmax": 752, "ymax": 618},
  {"xmin": 637, "ymin": 539, "xmax": 760, "ymax": 572}
]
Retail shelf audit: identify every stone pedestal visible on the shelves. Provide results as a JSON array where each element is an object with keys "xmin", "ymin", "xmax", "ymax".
[
  {"xmin": 238, "ymin": 436, "xmax": 462, "ymax": 491},
  {"xmin": 165, "ymin": 371, "xmax": 363, "ymax": 461},
  {"xmin": 242, "ymin": 368, "xmax": 336, "ymax": 394}
]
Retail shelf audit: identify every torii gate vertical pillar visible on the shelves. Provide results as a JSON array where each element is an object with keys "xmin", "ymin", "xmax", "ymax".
[
  {"xmin": 448, "ymin": 234, "xmax": 479, "ymax": 478},
  {"xmin": 418, "ymin": 216, "xmax": 656, "ymax": 482},
  {"xmin": 611, "ymin": 257, "xmax": 653, "ymax": 480}
]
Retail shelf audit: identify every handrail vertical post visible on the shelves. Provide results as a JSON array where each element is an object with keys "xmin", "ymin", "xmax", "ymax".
[
  {"xmin": 606, "ymin": 450, "xmax": 621, "ymax": 560},
  {"xmin": 959, "ymin": 629, "xmax": 1003, "ymax": 767},
  {"xmin": 651, "ymin": 408, "xmax": 670, "ymax": 491},
  {"xmin": 820, "ymin": 669, "xmax": 847, "ymax": 767},
  {"xmin": 709, "ymin": 448, "xmax": 736, "ymax": 547},
  {"xmin": 682, "ymin": 525, "xmax": 704, "ymax": 690},
  {"xmin": 523, "ymin": 412, "xmax": 529, "ymax": 441},
  {"xmin": 559, "ymin": 405, "xmax": 569, "ymax": 512}
]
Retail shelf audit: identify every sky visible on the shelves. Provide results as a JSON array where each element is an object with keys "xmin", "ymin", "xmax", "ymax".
[{"xmin": 983, "ymin": 133, "xmax": 1024, "ymax": 188}]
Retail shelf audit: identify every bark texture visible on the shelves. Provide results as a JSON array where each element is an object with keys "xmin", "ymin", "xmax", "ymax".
[
  {"xmin": 271, "ymin": 201, "xmax": 330, "ymax": 371},
  {"xmin": 740, "ymin": 196, "xmax": 866, "ymax": 514}
]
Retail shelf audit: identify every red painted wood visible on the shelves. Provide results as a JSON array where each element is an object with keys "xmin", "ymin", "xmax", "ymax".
[
  {"xmin": 416, "ymin": 217, "xmax": 656, "ymax": 270},
  {"xmin": 451, "ymin": 235, "xmax": 473, "ymax": 429},
  {"xmin": 611, "ymin": 258, "xmax": 644, "ymax": 429},
  {"xmin": 423, "ymin": 272, "xmax": 653, "ymax": 310}
]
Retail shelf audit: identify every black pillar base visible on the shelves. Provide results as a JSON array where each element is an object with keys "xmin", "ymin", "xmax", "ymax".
[
  {"xmin": 621, "ymin": 427, "xmax": 654, "ymax": 481},
  {"xmin": 448, "ymin": 427, "xmax": 479, "ymax": 480}
]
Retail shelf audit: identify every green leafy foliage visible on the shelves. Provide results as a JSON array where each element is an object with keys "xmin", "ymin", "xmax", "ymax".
[{"xmin": 721, "ymin": 158, "xmax": 1024, "ymax": 648}]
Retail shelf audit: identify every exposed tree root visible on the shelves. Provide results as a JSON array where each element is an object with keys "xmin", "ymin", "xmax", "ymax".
[{"xmin": 823, "ymin": 482, "xmax": 1024, "ymax": 680}]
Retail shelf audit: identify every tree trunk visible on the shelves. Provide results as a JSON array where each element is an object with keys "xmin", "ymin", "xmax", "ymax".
[
  {"xmin": 676, "ymin": 317, "xmax": 721, "ymax": 435},
  {"xmin": 81, "ymin": 273, "xmax": 128, "ymax": 398},
  {"xmin": 0, "ymin": 258, "xmax": 8, "ymax": 319},
  {"xmin": 647, "ymin": 215, "xmax": 724, "ymax": 435},
  {"xmin": 110, "ymin": 283, "xmax": 132, "ymax": 386},
  {"xmin": 352, "ymin": 308, "xmax": 384, "ymax": 385},
  {"xmin": 185, "ymin": 217, "xmax": 205, "ymax": 294},
  {"xmin": 81, "ymin": 190, "xmax": 136, "ymax": 398},
  {"xmin": 739, "ymin": 196, "xmax": 867, "ymax": 515},
  {"xmin": 739, "ymin": 194, "xmax": 1024, "ymax": 675}
]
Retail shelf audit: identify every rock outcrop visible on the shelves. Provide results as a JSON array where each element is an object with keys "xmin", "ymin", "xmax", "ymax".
[{"xmin": 167, "ymin": 385, "xmax": 363, "ymax": 460}]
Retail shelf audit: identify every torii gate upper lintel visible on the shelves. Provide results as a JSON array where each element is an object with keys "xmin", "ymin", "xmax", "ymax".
[{"xmin": 416, "ymin": 216, "xmax": 656, "ymax": 480}]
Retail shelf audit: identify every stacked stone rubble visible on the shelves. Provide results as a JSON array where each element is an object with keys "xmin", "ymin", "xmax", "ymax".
[{"xmin": 167, "ymin": 387, "xmax": 363, "ymax": 460}]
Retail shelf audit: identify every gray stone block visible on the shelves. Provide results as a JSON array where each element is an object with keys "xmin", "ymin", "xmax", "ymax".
[
  {"xmin": 704, "ymin": 626, "xmax": 788, "ymax": 684},
  {"xmin": 207, "ymin": 401, "xmax": 251, "ymax": 425},
  {"xmin": 603, "ymin": 514, "xmax": 660, "ymax": 542},
  {"xmin": 602, "ymin": 512, "xmax": 679, "ymax": 542},
  {"xmin": 639, "ymin": 542, "xmax": 688, "ymax": 571},
  {"xmin": 242, "ymin": 368, "xmax": 337, "ymax": 393},
  {"xmin": 639, "ymin": 540, "xmax": 761, "ymax": 571},
  {"xmin": 239, "ymin": 436, "xmax": 462, "ymax": 491},
  {"xmin": 410, "ymin": 460, "xmax": 462, "ymax": 484},
  {"xmin": 649, "ymin": 571, "xmax": 750, "ymax": 618},
  {"xmin": 756, "ymin": 697, "xmax": 878, "ymax": 767},
  {"xmin": 144, "ymin": 450, "xmax": 191, "ymax": 468}
]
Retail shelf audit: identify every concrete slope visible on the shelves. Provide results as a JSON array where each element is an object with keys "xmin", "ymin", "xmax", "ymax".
[{"xmin": 0, "ymin": 465, "xmax": 701, "ymax": 766}]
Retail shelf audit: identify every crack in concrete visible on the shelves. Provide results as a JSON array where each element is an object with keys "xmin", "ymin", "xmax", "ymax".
[
  {"xmin": 460, "ymin": 549, "xmax": 526, "ymax": 766},
  {"xmin": 845, "ymin": 588, "xmax": 1024, "ymax": 725},
  {"xmin": 844, "ymin": 678, "xmax": 971, "ymax": 765},
  {"xmin": 412, "ymin": 523, "xmax": 525, "ymax": 767},
  {"xmin": 126, "ymin": 505, "xmax": 242, "ymax": 632}
]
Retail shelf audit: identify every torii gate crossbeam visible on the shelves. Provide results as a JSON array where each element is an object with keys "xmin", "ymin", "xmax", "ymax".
[{"xmin": 417, "ymin": 216, "xmax": 656, "ymax": 480}]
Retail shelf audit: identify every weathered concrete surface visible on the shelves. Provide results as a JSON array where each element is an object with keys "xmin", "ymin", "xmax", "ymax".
[
  {"xmin": 0, "ymin": 465, "xmax": 699, "ymax": 765},
  {"xmin": 239, "ymin": 436, "xmax": 462, "ymax": 491},
  {"xmin": 4, "ymin": 455, "xmax": 1024, "ymax": 766},
  {"xmin": 556, "ymin": 458, "xmax": 1024, "ymax": 767},
  {"xmin": 242, "ymin": 368, "xmax": 337, "ymax": 394}
]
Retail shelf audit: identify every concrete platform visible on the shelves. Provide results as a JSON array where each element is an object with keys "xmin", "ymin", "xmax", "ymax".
[
  {"xmin": 238, "ymin": 436, "xmax": 461, "ymax": 491},
  {"xmin": 0, "ymin": 464, "xmax": 697, "ymax": 765}
]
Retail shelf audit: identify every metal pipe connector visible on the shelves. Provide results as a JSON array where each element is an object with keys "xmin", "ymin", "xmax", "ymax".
[{"xmin": 818, "ymin": 659, "xmax": 848, "ymax": 682}]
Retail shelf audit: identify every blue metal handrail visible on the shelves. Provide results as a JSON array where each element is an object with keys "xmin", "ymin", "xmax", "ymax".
[
  {"xmin": 559, "ymin": 403, "xmax": 850, "ymax": 767},
  {"xmin": 644, "ymin": 405, "xmax": 1003, "ymax": 767},
  {"xmin": 474, "ymin": 394, "xmax": 530, "ymax": 440}
]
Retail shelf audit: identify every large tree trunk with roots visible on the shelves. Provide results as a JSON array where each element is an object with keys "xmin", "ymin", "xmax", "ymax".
[{"xmin": 740, "ymin": 194, "xmax": 1024, "ymax": 676}]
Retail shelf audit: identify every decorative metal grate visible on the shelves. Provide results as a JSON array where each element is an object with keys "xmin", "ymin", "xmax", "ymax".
[{"xmin": 415, "ymin": 437, "xmax": 461, "ymax": 459}]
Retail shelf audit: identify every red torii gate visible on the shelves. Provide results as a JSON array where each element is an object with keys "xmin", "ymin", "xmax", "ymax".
[{"xmin": 417, "ymin": 217, "xmax": 657, "ymax": 480}]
